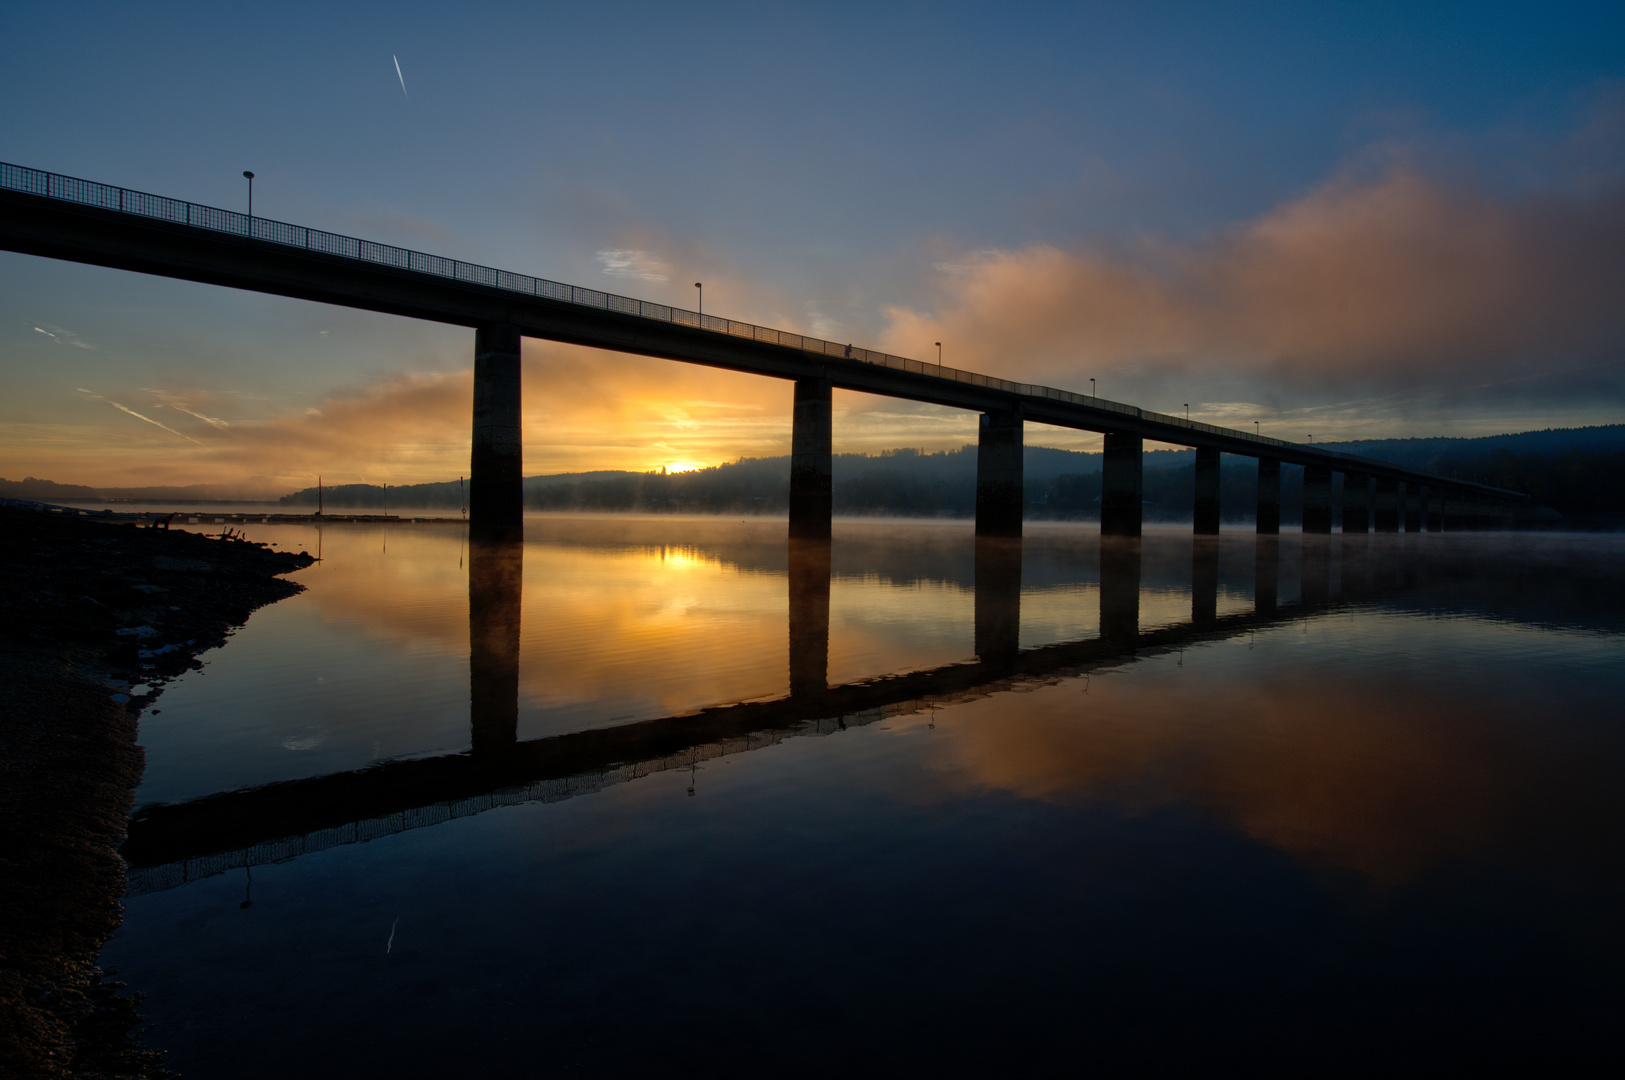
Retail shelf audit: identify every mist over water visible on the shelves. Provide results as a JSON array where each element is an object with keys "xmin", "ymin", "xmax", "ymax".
[{"xmin": 105, "ymin": 517, "xmax": 1625, "ymax": 1074}]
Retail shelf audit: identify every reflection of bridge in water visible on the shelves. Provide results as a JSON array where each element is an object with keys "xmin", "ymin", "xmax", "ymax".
[{"xmin": 126, "ymin": 531, "xmax": 1430, "ymax": 895}]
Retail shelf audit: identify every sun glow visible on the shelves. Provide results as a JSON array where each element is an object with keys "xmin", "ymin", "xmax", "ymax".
[{"xmin": 663, "ymin": 461, "xmax": 707, "ymax": 474}]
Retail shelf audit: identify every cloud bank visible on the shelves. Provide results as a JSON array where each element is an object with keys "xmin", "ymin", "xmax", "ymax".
[{"xmin": 880, "ymin": 166, "xmax": 1625, "ymax": 412}]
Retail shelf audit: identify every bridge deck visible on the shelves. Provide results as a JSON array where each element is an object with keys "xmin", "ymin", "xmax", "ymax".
[{"xmin": 0, "ymin": 163, "xmax": 1521, "ymax": 500}]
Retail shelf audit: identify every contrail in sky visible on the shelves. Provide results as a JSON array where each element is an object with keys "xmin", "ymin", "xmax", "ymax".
[
  {"xmin": 393, "ymin": 55, "xmax": 408, "ymax": 100},
  {"xmin": 77, "ymin": 388, "xmax": 204, "ymax": 445}
]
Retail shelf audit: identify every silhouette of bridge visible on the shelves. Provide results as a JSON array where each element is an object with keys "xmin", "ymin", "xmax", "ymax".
[{"xmin": 1, "ymin": 162, "xmax": 1529, "ymax": 537}]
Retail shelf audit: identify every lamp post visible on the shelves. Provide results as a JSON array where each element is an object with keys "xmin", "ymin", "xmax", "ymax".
[
  {"xmin": 1254, "ymin": 421, "xmax": 1260, "ymax": 437},
  {"xmin": 1308, "ymin": 434, "xmax": 1313, "ymax": 446},
  {"xmin": 935, "ymin": 341, "xmax": 942, "ymax": 374},
  {"xmin": 1184, "ymin": 403, "xmax": 1189, "ymax": 422},
  {"xmin": 243, "ymin": 171, "xmax": 254, "ymax": 223},
  {"xmin": 694, "ymin": 282, "xmax": 702, "ymax": 318},
  {"xmin": 1090, "ymin": 378, "xmax": 1096, "ymax": 401}
]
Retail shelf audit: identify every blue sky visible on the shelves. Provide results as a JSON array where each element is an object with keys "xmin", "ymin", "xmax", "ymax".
[{"xmin": 3, "ymin": 1, "xmax": 1622, "ymax": 489}]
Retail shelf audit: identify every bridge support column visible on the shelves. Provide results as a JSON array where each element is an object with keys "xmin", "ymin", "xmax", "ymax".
[
  {"xmin": 469, "ymin": 533, "xmax": 522, "ymax": 755},
  {"xmin": 1303, "ymin": 464, "xmax": 1332, "ymax": 534},
  {"xmin": 1404, "ymin": 483, "xmax": 1422, "ymax": 533},
  {"xmin": 788, "ymin": 538, "xmax": 831, "ymax": 696},
  {"xmin": 974, "ymin": 537, "xmax": 1022, "ymax": 661},
  {"xmin": 1341, "ymin": 471, "xmax": 1369, "ymax": 533},
  {"xmin": 789, "ymin": 378, "xmax": 833, "ymax": 541},
  {"xmin": 1102, "ymin": 431, "xmax": 1143, "ymax": 537},
  {"xmin": 1256, "ymin": 457, "xmax": 1281, "ymax": 535},
  {"xmin": 1193, "ymin": 447, "xmax": 1221, "ymax": 535},
  {"xmin": 471, "ymin": 323, "xmax": 524, "ymax": 533},
  {"xmin": 1374, "ymin": 477, "xmax": 1400, "ymax": 532},
  {"xmin": 975, "ymin": 409, "xmax": 1024, "ymax": 537}
]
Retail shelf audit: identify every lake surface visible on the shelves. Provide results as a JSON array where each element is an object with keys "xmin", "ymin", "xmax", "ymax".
[{"xmin": 103, "ymin": 517, "xmax": 1625, "ymax": 1075}]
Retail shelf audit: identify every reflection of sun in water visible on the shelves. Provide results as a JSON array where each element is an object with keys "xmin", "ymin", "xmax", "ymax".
[{"xmin": 651, "ymin": 546, "xmax": 716, "ymax": 571}]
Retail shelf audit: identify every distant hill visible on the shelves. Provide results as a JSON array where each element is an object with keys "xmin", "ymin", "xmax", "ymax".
[
  {"xmin": 16, "ymin": 424, "xmax": 1624, "ymax": 524},
  {"xmin": 1321, "ymin": 425, "xmax": 1625, "ymax": 471},
  {"xmin": 0, "ymin": 477, "xmax": 276, "ymax": 503}
]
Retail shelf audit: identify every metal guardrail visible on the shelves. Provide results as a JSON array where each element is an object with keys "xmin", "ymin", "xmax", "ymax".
[{"xmin": 0, "ymin": 161, "xmax": 1477, "ymax": 484}]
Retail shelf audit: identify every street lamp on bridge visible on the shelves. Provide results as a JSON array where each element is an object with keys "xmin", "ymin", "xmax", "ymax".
[
  {"xmin": 1184, "ymin": 403, "xmax": 1189, "ymax": 421},
  {"xmin": 1090, "ymin": 378, "xmax": 1095, "ymax": 401},
  {"xmin": 935, "ymin": 341, "xmax": 941, "ymax": 373},
  {"xmin": 243, "ymin": 171, "xmax": 254, "ymax": 221},
  {"xmin": 694, "ymin": 282, "xmax": 702, "ymax": 318}
]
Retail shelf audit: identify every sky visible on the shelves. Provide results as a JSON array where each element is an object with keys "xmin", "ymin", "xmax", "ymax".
[{"xmin": 2, "ymin": 0, "xmax": 1623, "ymax": 492}]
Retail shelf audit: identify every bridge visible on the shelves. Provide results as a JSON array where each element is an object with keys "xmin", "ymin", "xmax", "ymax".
[
  {"xmin": 124, "ymin": 529, "xmax": 1409, "ymax": 895},
  {"xmin": 0, "ymin": 162, "xmax": 1529, "ymax": 536}
]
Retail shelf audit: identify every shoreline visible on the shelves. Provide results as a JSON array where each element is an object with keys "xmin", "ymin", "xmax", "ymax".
[{"xmin": 0, "ymin": 505, "xmax": 314, "ymax": 1077}]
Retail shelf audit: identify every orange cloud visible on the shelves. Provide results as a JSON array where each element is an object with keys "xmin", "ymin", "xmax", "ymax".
[{"xmin": 880, "ymin": 167, "xmax": 1625, "ymax": 392}]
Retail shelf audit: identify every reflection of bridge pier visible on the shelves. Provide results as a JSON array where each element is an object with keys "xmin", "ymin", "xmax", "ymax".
[
  {"xmin": 1255, "ymin": 536, "xmax": 1279, "ymax": 614},
  {"xmin": 469, "ymin": 529, "xmax": 523, "ymax": 754},
  {"xmin": 1192, "ymin": 537, "xmax": 1219, "ymax": 627},
  {"xmin": 974, "ymin": 537, "xmax": 1022, "ymax": 660},
  {"xmin": 788, "ymin": 539, "xmax": 832, "ymax": 696},
  {"xmin": 127, "ymin": 533, "xmax": 1476, "ymax": 894},
  {"xmin": 1301, "ymin": 535, "xmax": 1331, "ymax": 607},
  {"xmin": 1339, "ymin": 535, "xmax": 1371, "ymax": 601},
  {"xmin": 1100, "ymin": 537, "xmax": 1141, "ymax": 646}
]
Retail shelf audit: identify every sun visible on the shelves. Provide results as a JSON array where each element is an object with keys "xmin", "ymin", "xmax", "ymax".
[{"xmin": 663, "ymin": 461, "xmax": 706, "ymax": 474}]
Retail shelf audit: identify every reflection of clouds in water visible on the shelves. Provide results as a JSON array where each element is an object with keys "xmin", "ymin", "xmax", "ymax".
[
  {"xmin": 281, "ymin": 727, "xmax": 326, "ymax": 751},
  {"xmin": 925, "ymin": 624, "xmax": 1625, "ymax": 891}
]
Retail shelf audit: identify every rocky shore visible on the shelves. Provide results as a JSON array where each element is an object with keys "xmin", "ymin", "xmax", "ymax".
[{"xmin": 1, "ymin": 505, "xmax": 314, "ymax": 1078}]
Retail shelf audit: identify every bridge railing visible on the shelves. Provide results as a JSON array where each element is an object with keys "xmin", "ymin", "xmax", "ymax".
[{"xmin": 0, "ymin": 160, "xmax": 1387, "ymax": 467}]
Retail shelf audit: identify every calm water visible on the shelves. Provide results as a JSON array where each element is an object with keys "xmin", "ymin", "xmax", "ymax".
[{"xmin": 104, "ymin": 517, "xmax": 1625, "ymax": 1075}]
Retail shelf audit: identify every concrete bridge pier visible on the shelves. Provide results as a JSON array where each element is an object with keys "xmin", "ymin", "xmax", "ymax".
[
  {"xmin": 788, "ymin": 538, "xmax": 831, "ymax": 696},
  {"xmin": 975, "ymin": 409, "xmax": 1024, "ymax": 538},
  {"xmin": 1374, "ymin": 477, "xmax": 1400, "ymax": 532},
  {"xmin": 1404, "ymin": 484, "xmax": 1423, "ymax": 533},
  {"xmin": 1102, "ymin": 432, "xmax": 1144, "ymax": 537},
  {"xmin": 471, "ymin": 323, "xmax": 524, "ymax": 532},
  {"xmin": 1342, "ymin": 472, "xmax": 1370, "ymax": 534},
  {"xmin": 1256, "ymin": 458, "xmax": 1281, "ymax": 535},
  {"xmin": 1100, "ymin": 537, "xmax": 1141, "ymax": 646},
  {"xmin": 1193, "ymin": 447, "xmax": 1221, "ymax": 535},
  {"xmin": 789, "ymin": 378, "xmax": 833, "ymax": 541},
  {"xmin": 974, "ymin": 537, "xmax": 1022, "ymax": 661},
  {"xmin": 469, "ymin": 532, "xmax": 522, "ymax": 755},
  {"xmin": 1302, "ymin": 464, "xmax": 1333, "ymax": 534}
]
